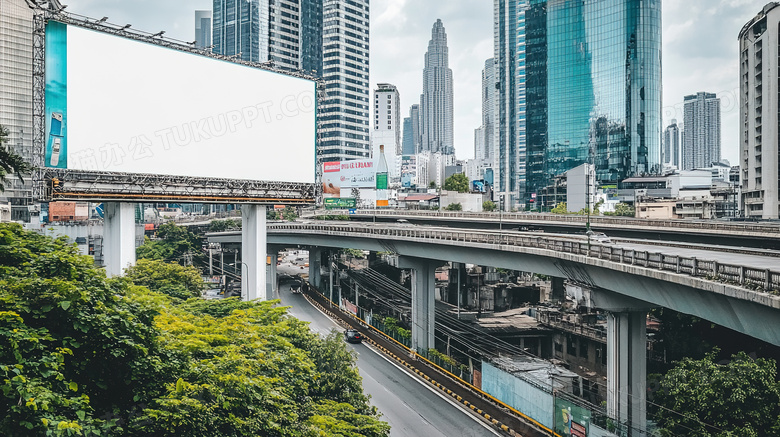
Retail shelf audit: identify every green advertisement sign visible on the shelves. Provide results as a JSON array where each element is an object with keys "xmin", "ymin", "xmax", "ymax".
[
  {"xmin": 324, "ymin": 198, "xmax": 357, "ymax": 209},
  {"xmin": 554, "ymin": 397, "xmax": 591, "ymax": 437},
  {"xmin": 376, "ymin": 173, "xmax": 388, "ymax": 190}
]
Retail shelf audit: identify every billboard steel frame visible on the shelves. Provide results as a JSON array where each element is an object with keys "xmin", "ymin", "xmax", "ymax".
[{"xmin": 29, "ymin": 5, "xmax": 320, "ymax": 205}]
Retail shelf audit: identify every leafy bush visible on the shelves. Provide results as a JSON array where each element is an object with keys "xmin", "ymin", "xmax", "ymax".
[
  {"xmin": 125, "ymin": 259, "xmax": 205, "ymax": 300},
  {"xmin": 445, "ymin": 203, "xmax": 463, "ymax": 211},
  {"xmin": 383, "ymin": 317, "xmax": 411, "ymax": 339},
  {"xmin": 209, "ymin": 218, "xmax": 240, "ymax": 232}
]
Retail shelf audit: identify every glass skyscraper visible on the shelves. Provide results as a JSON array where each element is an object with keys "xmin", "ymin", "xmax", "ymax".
[
  {"xmin": 320, "ymin": 0, "xmax": 370, "ymax": 161},
  {"xmin": 496, "ymin": 0, "xmax": 662, "ymax": 207},
  {"xmin": 212, "ymin": 0, "xmax": 263, "ymax": 63},
  {"xmin": 194, "ymin": 11, "xmax": 212, "ymax": 49}
]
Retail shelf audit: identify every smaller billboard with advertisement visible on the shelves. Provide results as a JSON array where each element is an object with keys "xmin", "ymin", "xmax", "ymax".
[
  {"xmin": 322, "ymin": 160, "xmax": 376, "ymax": 198},
  {"xmin": 324, "ymin": 198, "xmax": 357, "ymax": 209}
]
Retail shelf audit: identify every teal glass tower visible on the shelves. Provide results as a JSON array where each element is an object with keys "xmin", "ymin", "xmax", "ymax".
[{"xmin": 497, "ymin": 0, "xmax": 662, "ymax": 206}]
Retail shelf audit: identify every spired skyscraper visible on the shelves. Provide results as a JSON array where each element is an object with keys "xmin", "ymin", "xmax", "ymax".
[
  {"xmin": 494, "ymin": 0, "xmax": 662, "ymax": 209},
  {"xmin": 420, "ymin": 19, "xmax": 454, "ymax": 156}
]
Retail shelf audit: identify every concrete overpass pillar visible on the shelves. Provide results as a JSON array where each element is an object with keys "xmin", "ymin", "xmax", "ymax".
[
  {"xmin": 241, "ymin": 205, "xmax": 266, "ymax": 301},
  {"xmin": 267, "ymin": 246, "xmax": 280, "ymax": 299},
  {"xmin": 592, "ymin": 290, "xmax": 653, "ymax": 437},
  {"xmin": 308, "ymin": 247, "xmax": 322, "ymax": 290},
  {"xmin": 104, "ymin": 202, "xmax": 136, "ymax": 277},
  {"xmin": 400, "ymin": 257, "xmax": 440, "ymax": 353}
]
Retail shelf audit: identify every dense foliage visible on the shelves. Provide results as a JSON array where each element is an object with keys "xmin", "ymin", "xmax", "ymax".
[
  {"xmin": 603, "ymin": 202, "xmax": 635, "ymax": 217},
  {"xmin": 268, "ymin": 206, "xmax": 299, "ymax": 221},
  {"xmin": 444, "ymin": 203, "xmax": 463, "ymax": 211},
  {"xmin": 652, "ymin": 350, "xmax": 780, "ymax": 437},
  {"xmin": 482, "ymin": 201, "xmax": 496, "ymax": 212},
  {"xmin": 208, "ymin": 218, "xmax": 241, "ymax": 232},
  {"xmin": 0, "ymin": 124, "xmax": 32, "ymax": 192},
  {"xmin": 136, "ymin": 222, "xmax": 204, "ymax": 265},
  {"xmin": 443, "ymin": 173, "xmax": 469, "ymax": 193},
  {"xmin": 124, "ymin": 259, "xmax": 205, "ymax": 301},
  {"xmin": 0, "ymin": 224, "xmax": 389, "ymax": 436}
]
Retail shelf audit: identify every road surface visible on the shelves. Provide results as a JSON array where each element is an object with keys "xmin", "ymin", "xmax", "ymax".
[{"xmin": 276, "ymin": 254, "xmax": 499, "ymax": 437}]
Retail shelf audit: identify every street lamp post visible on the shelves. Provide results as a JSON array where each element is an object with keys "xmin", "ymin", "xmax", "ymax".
[{"xmin": 499, "ymin": 194, "xmax": 505, "ymax": 231}]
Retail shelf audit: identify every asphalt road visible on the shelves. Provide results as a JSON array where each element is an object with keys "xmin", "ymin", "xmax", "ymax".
[{"xmin": 276, "ymin": 257, "xmax": 499, "ymax": 437}]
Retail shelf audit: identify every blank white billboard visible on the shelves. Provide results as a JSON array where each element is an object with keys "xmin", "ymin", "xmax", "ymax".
[{"xmin": 45, "ymin": 23, "xmax": 316, "ymax": 184}]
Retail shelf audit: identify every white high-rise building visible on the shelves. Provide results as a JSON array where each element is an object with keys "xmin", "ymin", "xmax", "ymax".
[
  {"xmin": 739, "ymin": 3, "xmax": 780, "ymax": 219},
  {"xmin": 0, "ymin": 0, "xmax": 34, "ymax": 221},
  {"xmin": 420, "ymin": 19, "xmax": 454, "ymax": 156},
  {"xmin": 371, "ymin": 83, "xmax": 401, "ymax": 178},
  {"xmin": 320, "ymin": 0, "xmax": 370, "ymax": 162},
  {"xmin": 682, "ymin": 92, "xmax": 721, "ymax": 171},
  {"xmin": 663, "ymin": 119, "xmax": 681, "ymax": 168},
  {"xmin": 268, "ymin": 0, "xmax": 301, "ymax": 71},
  {"xmin": 476, "ymin": 58, "xmax": 496, "ymax": 161}
]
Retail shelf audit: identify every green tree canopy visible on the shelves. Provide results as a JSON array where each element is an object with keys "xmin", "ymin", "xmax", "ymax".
[
  {"xmin": 0, "ymin": 125, "xmax": 32, "ymax": 192},
  {"xmin": 443, "ymin": 173, "xmax": 469, "ymax": 193},
  {"xmin": 0, "ymin": 223, "xmax": 389, "ymax": 436},
  {"xmin": 551, "ymin": 202, "xmax": 568, "ymax": 214},
  {"xmin": 209, "ymin": 218, "xmax": 240, "ymax": 232},
  {"xmin": 136, "ymin": 222, "xmax": 204, "ymax": 265},
  {"xmin": 124, "ymin": 259, "xmax": 205, "ymax": 300},
  {"xmin": 444, "ymin": 203, "xmax": 463, "ymax": 211},
  {"xmin": 612, "ymin": 202, "xmax": 635, "ymax": 217},
  {"xmin": 483, "ymin": 201, "xmax": 496, "ymax": 212},
  {"xmin": 652, "ymin": 350, "xmax": 780, "ymax": 437}
]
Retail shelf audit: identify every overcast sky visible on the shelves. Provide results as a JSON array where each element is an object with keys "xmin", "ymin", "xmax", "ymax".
[{"xmin": 63, "ymin": 0, "xmax": 766, "ymax": 164}]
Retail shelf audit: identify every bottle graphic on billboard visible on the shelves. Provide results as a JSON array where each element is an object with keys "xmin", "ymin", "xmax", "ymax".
[
  {"xmin": 48, "ymin": 112, "xmax": 64, "ymax": 167},
  {"xmin": 376, "ymin": 145, "xmax": 389, "ymax": 207}
]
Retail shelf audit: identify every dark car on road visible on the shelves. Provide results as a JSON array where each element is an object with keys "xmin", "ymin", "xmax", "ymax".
[{"xmin": 344, "ymin": 329, "xmax": 363, "ymax": 344}]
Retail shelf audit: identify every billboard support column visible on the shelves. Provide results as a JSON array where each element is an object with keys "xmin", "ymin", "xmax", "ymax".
[
  {"xmin": 104, "ymin": 202, "xmax": 136, "ymax": 277},
  {"xmin": 242, "ymin": 205, "xmax": 267, "ymax": 301}
]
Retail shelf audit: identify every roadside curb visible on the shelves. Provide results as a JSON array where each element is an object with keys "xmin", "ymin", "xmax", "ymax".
[{"xmin": 300, "ymin": 288, "xmax": 547, "ymax": 437}]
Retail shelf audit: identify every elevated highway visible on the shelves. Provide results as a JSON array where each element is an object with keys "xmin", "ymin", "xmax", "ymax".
[
  {"xmin": 208, "ymin": 220, "xmax": 780, "ymax": 436},
  {"xmin": 313, "ymin": 209, "xmax": 780, "ymax": 250},
  {"xmin": 210, "ymin": 221, "xmax": 780, "ymax": 345}
]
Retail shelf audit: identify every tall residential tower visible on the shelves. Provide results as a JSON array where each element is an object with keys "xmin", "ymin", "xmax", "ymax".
[
  {"xmin": 319, "ymin": 0, "xmax": 370, "ymax": 161},
  {"xmin": 682, "ymin": 92, "xmax": 721, "ymax": 170},
  {"xmin": 739, "ymin": 3, "xmax": 780, "ymax": 219}
]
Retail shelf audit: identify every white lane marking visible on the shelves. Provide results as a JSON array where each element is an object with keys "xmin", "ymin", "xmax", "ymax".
[{"xmin": 302, "ymin": 296, "xmax": 501, "ymax": 436}]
